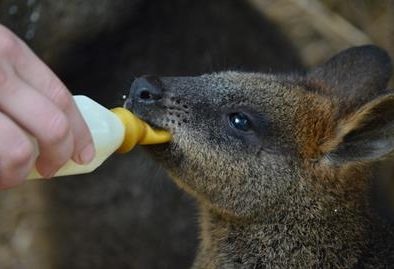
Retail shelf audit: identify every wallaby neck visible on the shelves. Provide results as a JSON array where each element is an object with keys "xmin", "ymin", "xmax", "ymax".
[
  {"xmin": 193, "ymin": 190, "xmax": 380, "ymax": 268},
  {"xmin": 190, "ymin": 165, "xmax": 394, "ymax": 268}
]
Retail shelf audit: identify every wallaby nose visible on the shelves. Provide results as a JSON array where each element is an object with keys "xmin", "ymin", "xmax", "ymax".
[{"xmin": 131, "ymin": 76, "xmax": 163, "ymax": 104}]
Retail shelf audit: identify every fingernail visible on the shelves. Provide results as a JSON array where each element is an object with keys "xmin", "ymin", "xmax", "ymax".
[
  {"xmin": 79, "ymin": 144, "xmax": 95, "ymax": 164},
  {"xmin": 42, "ymin": 168, "xmax": 57, "ymax": 179}
]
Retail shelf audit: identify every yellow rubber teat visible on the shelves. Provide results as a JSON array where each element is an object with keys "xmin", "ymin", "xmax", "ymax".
[{"xmin": 111, "ymin": 107, "xmax": 172, "ymax": 153}]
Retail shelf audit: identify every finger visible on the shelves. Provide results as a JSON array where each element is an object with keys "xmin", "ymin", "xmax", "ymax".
[
  {"xmin": 14, "ymin": 40, "xmax": 94, "ymax": 164},
  {"xmin": 0, "ymin": 69, "xmax": 74, "ymax": 178},
  {"xmin": 0, "ymin": 111, "xmax": 36, "ymax": 188},
  {"xmin": 0, "ymin": 25, "xmax": 94, "ymax": 164}
]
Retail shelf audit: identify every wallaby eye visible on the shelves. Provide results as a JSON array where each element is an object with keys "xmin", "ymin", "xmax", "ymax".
[{"xmin": 228, "ymin": 112, "xmax": 251, "ymax": 132}]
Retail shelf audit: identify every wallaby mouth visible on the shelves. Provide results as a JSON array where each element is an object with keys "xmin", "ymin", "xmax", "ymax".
[{"xmin": 125, "ymin": 75, "xmax": 192, "ymax": 136}]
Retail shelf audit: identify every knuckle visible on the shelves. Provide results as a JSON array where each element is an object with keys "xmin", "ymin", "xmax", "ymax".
[
  {"xmin": 45, "ymin": 112, "xmax": 70, "ymax": 145},
  {"xmin": 8, "ymin": 139, "xmax": 35, "ymax": 167},
  {"xmin": 0, "ymin": 26, "xmax": 19, "ymax": 57},
  {"xmin": 49, "ymin": 83, "xmax": 72, "ymax": 111},
  {"xmin": 0, "ymin": 66, "xmax": 8, "ymax": 87}
]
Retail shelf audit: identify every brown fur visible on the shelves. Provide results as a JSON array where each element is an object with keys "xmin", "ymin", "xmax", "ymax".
[
  {"xmin": 129, "ymin": 45, "xmax": 394, "ymax": 268},
  {"xmin": 293, "ymin": 91, "xmax": 336, "ymax": 160}
]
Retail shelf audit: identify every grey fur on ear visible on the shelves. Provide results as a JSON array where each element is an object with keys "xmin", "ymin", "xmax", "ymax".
[
  {"xmin": 308, "ymin": 45, "xmax": 392, "ymax": 107},
  {"xmin": 322, "ymin": 94, "xmax": 394, "ymax": 165}
]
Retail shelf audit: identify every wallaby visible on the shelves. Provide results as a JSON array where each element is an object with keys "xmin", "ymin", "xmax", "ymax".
[
  {"xmin": 0, "ymin": 1, "xmax": 303, "ymax": 267},
  {"xmin": 127, "ymin": 45, "xmax": 394, "ymax": 268}
]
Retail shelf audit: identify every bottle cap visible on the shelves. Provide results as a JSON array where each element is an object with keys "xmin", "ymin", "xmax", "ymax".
[{"xmin": 111, "ymin": 107, "xmax": 172, "ymax": 153}]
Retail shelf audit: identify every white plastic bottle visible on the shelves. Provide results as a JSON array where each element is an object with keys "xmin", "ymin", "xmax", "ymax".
[{"xmin": 28, "ymin": 95, "xmax": 171, "ymax": 180}]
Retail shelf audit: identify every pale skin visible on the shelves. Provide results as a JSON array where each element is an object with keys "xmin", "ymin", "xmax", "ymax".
[{"xmin": 0, "ymin": 24, "xmax": 95, "ymax": 189}]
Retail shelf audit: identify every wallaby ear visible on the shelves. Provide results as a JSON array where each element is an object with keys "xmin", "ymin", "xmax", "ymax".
[
  {"xmin": 308, "ymin": 45, "xmax": 392, "ymax": 105},
  {"xmin": 322, "ymin": 94, "xmax": 394, "ymax": 165}
]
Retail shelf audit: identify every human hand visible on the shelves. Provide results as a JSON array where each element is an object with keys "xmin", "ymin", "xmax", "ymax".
[{"xmin": 0, "ymin": 25, "xmax": 95, "ymax": 189}]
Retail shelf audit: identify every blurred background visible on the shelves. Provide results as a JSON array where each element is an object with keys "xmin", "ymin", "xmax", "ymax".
[{"xmin": 0, "ymin": 0, "xmax": 392, "ymax": 268}]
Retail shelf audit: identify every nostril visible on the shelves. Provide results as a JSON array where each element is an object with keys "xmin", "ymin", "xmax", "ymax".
[
  {"xmin": 138, "ymin": 89, "xmax": 161, "ymax": 101},
  {"xmin": 130, "ymin": 76, "xmax": 163, "ymax": 104},
  {"xmin": 139, "ymin": 89, "xmax": 153, "ymax": 100}
]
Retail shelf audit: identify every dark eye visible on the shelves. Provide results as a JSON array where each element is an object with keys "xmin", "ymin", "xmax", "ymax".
[{"xmin": 228, "ymin": 112, "xmax": 252, "ymax": 131}]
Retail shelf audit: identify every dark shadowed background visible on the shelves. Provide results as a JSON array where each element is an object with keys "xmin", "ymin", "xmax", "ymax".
[{"xmin": 0, "ymin": 0, "xmax": 392, "ymax": 268}]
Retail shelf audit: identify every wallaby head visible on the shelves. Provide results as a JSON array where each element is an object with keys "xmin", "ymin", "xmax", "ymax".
[
  {"xmin": 127, "ymin": 45, "xmax": 392, "ymax": 217},
  {"xmin": 126, "ymin": 45, "xmax": 394, "ymax": 267}
]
